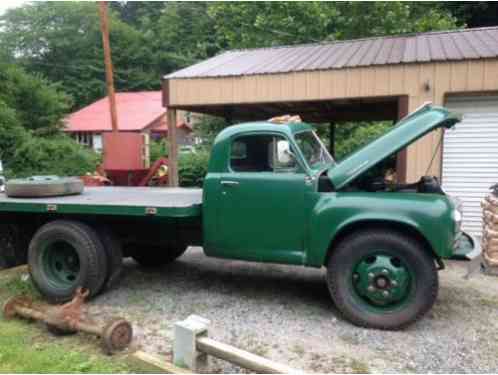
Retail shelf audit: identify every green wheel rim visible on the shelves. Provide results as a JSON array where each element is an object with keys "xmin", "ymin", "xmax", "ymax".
[
  {"xmin": 351, "ymin": 252, "xmax": 413, "ymax": 312},
  {"xmin": 41, "ymin": 241, "xmax": 80, "ymax": 289}
]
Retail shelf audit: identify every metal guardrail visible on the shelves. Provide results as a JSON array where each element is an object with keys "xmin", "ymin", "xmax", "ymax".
[
  {"xmin": 174, "ymin": 315, "xmax": 301, "ymax": 373},
  {"xmin": 197, "ymin": 336, "xmax": 299, "ymax": 374}
]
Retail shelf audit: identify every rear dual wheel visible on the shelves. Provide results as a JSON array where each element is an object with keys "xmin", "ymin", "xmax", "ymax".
[
  {"xmin": 326, "ymin": 230, "xmax": 438, "ymax": 330},
  {"xmin": 28, "ymin": 220, "xmax": 123, "ymax": 303}
]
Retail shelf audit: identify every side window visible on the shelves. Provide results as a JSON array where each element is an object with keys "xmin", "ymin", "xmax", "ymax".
[{"xmin": 230, "ymin": 134, "xmax": 297, "ymax": 173}]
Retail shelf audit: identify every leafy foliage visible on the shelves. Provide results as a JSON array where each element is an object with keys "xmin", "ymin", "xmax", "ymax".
[
  {"xmin": 0, "ymin": 63, "xmax": 71, "ymax": 133},
  {"xmin": 192, "ymin": 115, "xmax": 231, "ymax": 147},
  {"xmin": 149, "ymin": 137, "xmax": 169, "ymax": 162},
  {"xmin": 178, "ymin": 150, "xmax": 210, "ymax": 187},
  {"xmin": 7, "ymin": 136, "xmax": 100, "ymax": 178},
  {"xmin": 334, "ymin": 122, "xmax": 394, "ymax": 161},
  {"xmin": 0, "ymin": 100, "xmax": 28, "ymax": 166},
  {"xmin": 208, "ymin": 2, "xmax": 458, "ymax": 49},
  {"xmin": 441, "ymin": 2, "xmax": 498, "ymax": 28},
  {"xmin": 0, "ymin": 2, "xmax": 158, "ymax": 108}
]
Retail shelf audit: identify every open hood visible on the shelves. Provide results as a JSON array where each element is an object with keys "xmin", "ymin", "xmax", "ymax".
[{"xmin": 328, "ymin": 104, "xmax": 461, "ymax": 190}]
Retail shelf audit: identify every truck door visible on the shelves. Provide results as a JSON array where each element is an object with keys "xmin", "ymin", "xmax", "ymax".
[{"xmin": 212, "ymin": 133, "xmax": 309, "ymax": 264}]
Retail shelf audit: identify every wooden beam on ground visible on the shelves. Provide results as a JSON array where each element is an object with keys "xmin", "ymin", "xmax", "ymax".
[
  {"xmin": 167, "ymin": 108, "xmax": 179, "ymax": 187},
  {"xmin": 196, "ymin": 337, "xmax": 301, "ymax": 374},
  {"xmin": 131, "ymin": 351, "xmax": 193, "ymax": 374}
]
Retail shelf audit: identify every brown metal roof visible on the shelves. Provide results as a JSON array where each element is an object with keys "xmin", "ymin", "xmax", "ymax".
[{"xmin": 166, "ymin": 26, "xmax": 498, "ymax": 79}]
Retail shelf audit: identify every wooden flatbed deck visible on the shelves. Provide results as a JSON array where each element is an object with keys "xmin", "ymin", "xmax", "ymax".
[{"xmin": 0, "ymin": 187, "xmax": 203, "ymax": 218}]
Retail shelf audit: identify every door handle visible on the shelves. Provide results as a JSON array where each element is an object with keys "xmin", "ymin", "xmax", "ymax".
[{"xmin": 221, "ymin": 180, "xmax": 239, "ymax": 186}]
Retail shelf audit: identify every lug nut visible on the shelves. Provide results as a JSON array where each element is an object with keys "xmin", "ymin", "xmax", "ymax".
[
  {"xmin": 382, "ymin": 269, "xmax": 389, "ymax": 275},
  {"xmin": 382, "ymin": 291, "xmax": 389, "ymax": 297},
  {"xmin": 368, "ymin": 272, "xmax": 374, "ymax": 279},
  {"xmin": 391, "ymin": 280, "xmax": 398, "ymax": 287},
  {"xmin": 368, "ymin": 285, "xmax": 375, "ymax": 292}
]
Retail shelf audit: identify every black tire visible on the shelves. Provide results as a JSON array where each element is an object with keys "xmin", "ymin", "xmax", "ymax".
[
  {"xmin": 130, "ymin": 244, "xmax": 187, "ymax": 268},
  {"xmin": 28, "ymin": 220, "xmax": 108, "ymax": 303},
  {"xmin": 326, "ymin": 230, "xmax": 438, "ymax": 330},
  {"xmin": 0, "ymin": 223, "xmax": 31, "ymax": 269},
  {"xmin": 96, "ymin": 227, "xmax": 123, "ymax": 291}
]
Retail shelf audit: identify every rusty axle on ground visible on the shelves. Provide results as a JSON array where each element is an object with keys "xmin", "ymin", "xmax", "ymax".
[{"xmin": 2, "ymin": 288, "xmax": 132, "ymax": 354}]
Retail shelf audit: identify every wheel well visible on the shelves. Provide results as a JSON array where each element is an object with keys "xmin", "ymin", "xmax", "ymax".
[{"xmin": 324, "ymin": 220, "xmax": 439, "ymax": 266}]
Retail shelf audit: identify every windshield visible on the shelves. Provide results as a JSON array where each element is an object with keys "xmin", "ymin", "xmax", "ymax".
[{"xmin": 295, "ymin": 131, "xmax": 334, "ymax": 169}]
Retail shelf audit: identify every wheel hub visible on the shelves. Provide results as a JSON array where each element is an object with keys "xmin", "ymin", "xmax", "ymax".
[
  {"xmin": 353, "ymin": 254, "xmax": 411, "ymax": 307},
  {"xmin": 42, "ymin": 241, "xmax": 80, "ymax": 288}
]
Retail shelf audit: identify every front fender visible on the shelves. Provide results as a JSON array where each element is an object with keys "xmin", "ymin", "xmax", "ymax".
[{"xmin": 306, "ymin": 192, "xmax": 455, "ymax": 267}]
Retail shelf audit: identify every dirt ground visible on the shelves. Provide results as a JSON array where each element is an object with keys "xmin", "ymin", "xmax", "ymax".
[{"xmin": 69, "ymin": 247, "xmax": 498, "ymax": 373}]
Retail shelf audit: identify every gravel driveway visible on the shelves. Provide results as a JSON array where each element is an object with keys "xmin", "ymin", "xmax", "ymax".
[{"xmin": 87, "ymin": 247, "xmax": 498, "ymax": 373}]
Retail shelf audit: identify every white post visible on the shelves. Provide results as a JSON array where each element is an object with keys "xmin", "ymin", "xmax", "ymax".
[{"xmin": 173, "ymin": 315, "xmax": 210, "ymax": 371}]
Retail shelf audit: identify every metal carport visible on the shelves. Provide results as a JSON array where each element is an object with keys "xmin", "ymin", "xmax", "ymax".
[{"xmin": 163, "ymin": 26, "xmax": 498, "ymax": 189}]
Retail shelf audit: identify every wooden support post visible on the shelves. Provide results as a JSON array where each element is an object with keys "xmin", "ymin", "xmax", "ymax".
[
  {"xmin": 329, "ymin": 122, "xmax": 335, "ymax": 158},
  {"xmin": 167, "ymin": 108, "xmax": 179, "ymax": 187},
  {"xmin": 396, "ymin": 96, "xmax": 409, "ymax": 183},
  {"xmin": 98, "ymin": 1, "xmax": 118, "ymax": 133}
]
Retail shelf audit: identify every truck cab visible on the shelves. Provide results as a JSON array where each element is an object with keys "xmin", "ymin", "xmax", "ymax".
[{"xmin": 201, "ymin": 104, "xmax": 479, "ymax": 329}]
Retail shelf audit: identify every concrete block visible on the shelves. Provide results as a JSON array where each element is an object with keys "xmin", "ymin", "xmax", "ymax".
[{"xmin": 173, "ymin": 315, "xmax": 211, "ymax": 371}]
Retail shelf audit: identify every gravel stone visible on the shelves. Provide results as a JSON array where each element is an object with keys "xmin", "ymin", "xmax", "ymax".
[{"xmin": 86, "ymin": 247, "xmax": 498, "ymax": 373}]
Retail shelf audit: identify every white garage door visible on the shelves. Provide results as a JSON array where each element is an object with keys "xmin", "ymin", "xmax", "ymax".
[{"xmin": 443, "ymin": 95, "xmax": 498, "ymax": 236}]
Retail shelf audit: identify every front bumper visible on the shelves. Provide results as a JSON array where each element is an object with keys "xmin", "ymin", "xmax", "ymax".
[{"xmin": 451, "ymin": 231, "xmax": 482, "ymax": 261}]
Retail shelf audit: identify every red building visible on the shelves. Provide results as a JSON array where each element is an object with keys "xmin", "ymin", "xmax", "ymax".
[{"xmin": 64, "ymin": 91, "xmax": 193, "ymax": 152}]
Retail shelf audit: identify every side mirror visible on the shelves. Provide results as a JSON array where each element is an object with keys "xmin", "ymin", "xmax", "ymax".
[{"xmin": 276, "ymin": 140, "xmax": 295, "ymax": 166}]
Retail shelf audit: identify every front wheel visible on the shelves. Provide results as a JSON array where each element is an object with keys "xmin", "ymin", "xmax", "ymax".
[{"xmin": 326, "ymin": 230, "xmax": 438, "ymax": 330}]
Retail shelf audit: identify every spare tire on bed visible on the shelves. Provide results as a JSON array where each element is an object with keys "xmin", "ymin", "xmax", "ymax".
[{"xmin": 5, "ymin": 176, "xmax": 84, "ymax": 198}]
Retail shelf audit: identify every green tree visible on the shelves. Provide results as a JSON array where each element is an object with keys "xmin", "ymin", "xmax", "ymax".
[
  {"xmin": 208, "ymin": 2, "xmax": 458, "ymax": 49},
  {"xmin": 0, "ymin": 63, "xmax": 71, "ymax": 134},
  {"xmin": 0, "ymin": 100, "xmax": 28, "ymax": 166},
  {"xmin": 441, "ymin": 2, "xmax": 498, "ymax": 28},
  {"xmin": 149, "ymin": 2, "xmax": 222, "ymax": 73},
  {"xmin": 192, "ymin": 115, "xmax": 231, "ymax": 147},
  {"xmin": 333, "ymin": 122, "xmax": 394, "ymax": 161},
  {"xmin": 0, "ymin": 2, "xmax": 159, "ymax": 108}
]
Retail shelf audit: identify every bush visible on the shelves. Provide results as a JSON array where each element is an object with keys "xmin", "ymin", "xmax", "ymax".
[
  {"xmin": 0, "ymin": 63, "xmax": 72, "ymax": 134},
  {"xmin": 7, "ymin": 135, "xmax": 101, "ymax": 178},
  {"xmin": 332, "ymin": 121, "xmax": 394, "ymax": 161},
  {"xmin": 178, "ymin": 150, "xmax": 209, "ymax": 187},
  {"xmin": 0, "ymin": 100, "xmax": 29, "ymax": 166},
  {"xmin": 149, "ymin": 138, "xmax": 169, "ymax": 163}
]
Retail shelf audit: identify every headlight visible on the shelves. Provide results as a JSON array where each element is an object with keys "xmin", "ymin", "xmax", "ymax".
[{"xmin": 453, "ymin": 209, "xmax": 463, "ymax": 233}]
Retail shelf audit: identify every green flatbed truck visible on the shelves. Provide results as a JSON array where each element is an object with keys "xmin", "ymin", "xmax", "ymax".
[{"xmin": 0, "ymin": 104, "xmax": 480, "ymax": 329}]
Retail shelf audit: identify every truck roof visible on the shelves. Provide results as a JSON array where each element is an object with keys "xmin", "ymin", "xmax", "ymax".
[{"xmin": 217, "ymin": 121, "xmax": 313, "ymax": 139}]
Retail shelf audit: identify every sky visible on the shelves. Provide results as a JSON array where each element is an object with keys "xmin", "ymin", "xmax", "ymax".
[{"xmin": 0, "ymin": 0, "xmax": 28, "ymax": 16}]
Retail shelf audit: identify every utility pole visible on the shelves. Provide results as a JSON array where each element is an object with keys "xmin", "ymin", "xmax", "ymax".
[{"xmin": 98, "ymin": 1, "xmax": 118, "ymax": 133}]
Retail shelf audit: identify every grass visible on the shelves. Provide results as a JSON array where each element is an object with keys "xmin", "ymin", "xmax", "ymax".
[{"xmin": 0, "ymin": 267, "xmax": 147, "ymax": 374}]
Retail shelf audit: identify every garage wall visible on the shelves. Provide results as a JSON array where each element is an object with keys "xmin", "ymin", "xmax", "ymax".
[{"xmin": 443, "ymin": 95, "xmax": 498, "ymax": 236}]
